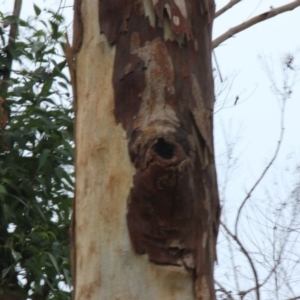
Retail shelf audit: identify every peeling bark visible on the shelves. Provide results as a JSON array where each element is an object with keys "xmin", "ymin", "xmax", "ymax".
[{"xmin": 73, "ymin": 0, "xmax": 220, "ymax": 299}]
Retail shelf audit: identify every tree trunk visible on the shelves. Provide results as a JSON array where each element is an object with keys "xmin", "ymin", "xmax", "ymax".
[{"xmin": 72, "ymin": 0, "xmax": 220, "ymax": 299}]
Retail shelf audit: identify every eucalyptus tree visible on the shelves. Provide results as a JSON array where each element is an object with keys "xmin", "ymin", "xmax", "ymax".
[{"xmin": 72, "ymin": 1, "xmax": 300, "ymax": 299}]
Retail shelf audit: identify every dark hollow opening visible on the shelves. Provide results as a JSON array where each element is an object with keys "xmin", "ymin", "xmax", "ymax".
[{"xmin": 152, "ymin": 138, "xmax": 175, "ymax": 159}]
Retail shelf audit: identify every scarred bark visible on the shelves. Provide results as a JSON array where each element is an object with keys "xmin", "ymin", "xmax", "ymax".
[{"xmin": 73, "ymin": 0, "xmax": 220, "ymax": 299}]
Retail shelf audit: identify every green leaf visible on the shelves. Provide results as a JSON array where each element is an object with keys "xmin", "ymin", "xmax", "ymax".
[
  {"xmin": 12, "ymin": 195, "xmax": 28, "ymax": 207},
  {"xmin": 38, "ymin": 149, "xmax": 50, "ymax": 170},
  {"xmin": 19, "ymin": 19, "xmax": 30, "ymax": 27},
  {"xmin": 31, "ymin": 41, "xmax": 44, "ymax": 54},
  {"xmin": 43, "ymin": 276, "xmax": 55, "ymax": 290},
  {"xmin": 11, "ymin": 249, "xmax": 22, "ymax": 262},
  {"xmin": 33, "ymin": 4, "xmax": 41, "ymax": 16},
  {"xmin": 36, "ymin": 205, "xmax": 47, "ymax": 221},
  {"xmin": 13, "ymin": 86, "xmax": 25, "ymax": 96},
  {"xmin": 58, "ymin": 81, "xmax": 68, "ymax": 90},
  {"xmin": 0, "ymin": 184, "xmax": 7, "ymax": 195},
  {"xmin": 33, "ymin": 29, "xmax": 46, "ymax": 37},
  {"xmin": 46, "ymin": 252, "xmax": 60, "ymax": 274},
  {"xmin": 2, "ymin": 266, "xmax": 12, "ymax": 279},
  {"xmin": 0, "ymin": 6, "xmax": 73, "ymax": 298},
  {"xmin": 47, "ymin": 231, "xmax": 56, "ymax": 241},
  {"xmin": 63, "ymin": 268, "xmax": 71, "ymax": 287}
]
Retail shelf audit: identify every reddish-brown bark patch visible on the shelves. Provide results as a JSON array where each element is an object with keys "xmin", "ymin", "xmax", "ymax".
[
  {"xmin": 99, "ymin": 0, "xmax": 219, "ymax": 297},
  {"xmin": 73, "ymin": 0, "xmax": 83, "ymax": 53}
]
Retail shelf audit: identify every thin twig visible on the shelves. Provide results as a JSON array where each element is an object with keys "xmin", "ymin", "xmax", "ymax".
[
  {"xmin": 213, "ymin": 1, "xmax": 300, "ymax": 48},
  {"xmin": 232, "ymin": 55, "xmax": 299, "ymax": 298},
  {"xmin": 239, "ymin": 265, "xmax": 276, "ymax": 297},
  {"xmin": 234, "ymin": 98, "xmax": 286, "ymax": 237},
  {"xmin": 215, "ymin": 0, "xmax": 241, "ymax": 19},
  {"xmin": 212, "ymin": 50, "xmax": 223, "ymax": 83},
  {"xmin": 238, "ymin": 222, "xmax": 291, "ymax": 298},
  {"xmin": 218, "ymin": 135, "xmax": 241, "ymax": 292},
  {"xmin": 273, "ymin": 226, "xmax": 279, "ymax": 300},
  {"xmin": 222, "ymin": 222, "xmax": 261, "ymax": 300},
  {"xmin": 64, "ymin": 33, "xmax": 76, "ymax": 111},
  {"xmin": 215, "ymin": 280, "xmax": 235, "ymax": 299}
]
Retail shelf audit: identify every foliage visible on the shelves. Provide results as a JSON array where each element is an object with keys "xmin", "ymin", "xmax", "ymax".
[{"xmin": 0, "ymin": 5, "xmax": 73, "ymax": 300}]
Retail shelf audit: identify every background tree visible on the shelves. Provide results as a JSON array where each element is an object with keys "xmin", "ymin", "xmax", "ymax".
[{"xmin": 0, "ymin": 3, "xmax": 73, "ymax": 299}]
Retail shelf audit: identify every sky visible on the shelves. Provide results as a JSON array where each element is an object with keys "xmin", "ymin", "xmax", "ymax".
[
  {"xmin": 214, "ymin": 0, "xmax": 300, "ymax": 170},
  {"xmin": 2, "ymin": 0, "xmax": 300, "ymax": 299},
  {"xmin": 213, "ymin": 1, "xmax": 300, "ymax": 298},
  {"xmin": 213, "ymin": 1, "xmax": 300, "ymax": 227}
]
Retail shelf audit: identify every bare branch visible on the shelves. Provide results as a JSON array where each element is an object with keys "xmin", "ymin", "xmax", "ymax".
[
  {"xmin": 0, "ymin": 0, "xmax": 23, "ymax": 94},
  {"xmin": 222, "ymin": 222, "xmax": 261, "ymax": 300},
  {"xmin": 239, "ymin": 263, "xmax": 279, "ymax": 297},
  {"xmin": 213, "ymin": 1, "xmax": 300, "ymax": 48},
  {"xmin": 223, "ymin": 217, "xmax": 290, "ymax": 300},
  {"xmin": 212, "ymin": 50, "xmax": 223, "ymax": 82},
  {"xmin": 215, "ymin": 0, "xmax": 241, "ymax": 19},
  {"xmin": 233, "ymin": 205, "xmax": 295, "ymax": 297},
  {"xmin": 64, "ymin": 33, "xmax": 76, "ymax": 111},
  {"xmin": 234, "ymin": 55, "xmax": 293, "ymax": 237},
  {"xmin": 234, "ymin": 127, "xmax": 284, "ymax": 237},
  {"xmin": 215, "ymin": 280, "xmax": 235, "ymax": 299}
]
